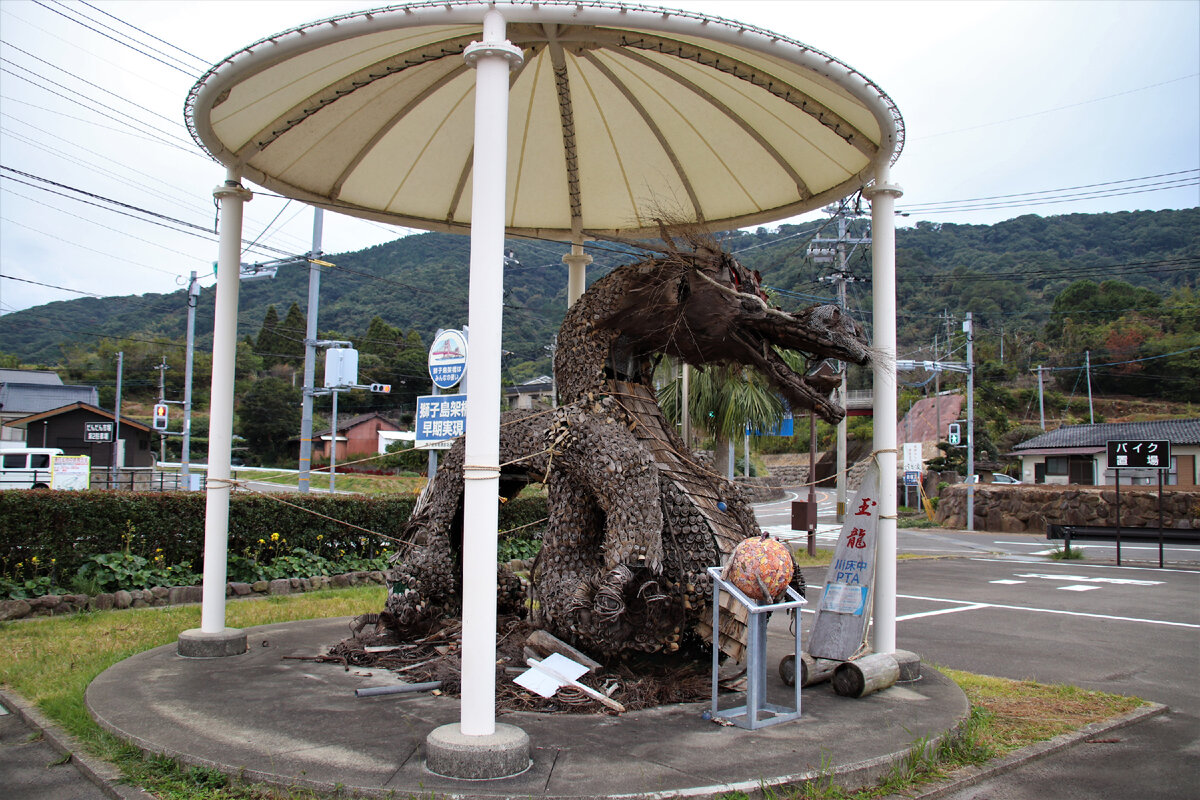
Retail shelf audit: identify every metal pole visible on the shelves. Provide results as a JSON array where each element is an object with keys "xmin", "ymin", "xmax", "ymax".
[
  {"xmin": 459, "ymin": 9, "xmax": 523, "ymax": 737},
  {"xmin": 1158, "ymin": 468, "xmax": 1164, "ymax": 569},
  {"xmin": 199, "ymin": 170, "xmax": 251, "ymax": 635},
  {"xmin": 743, "ymin": 428, "xmax": 750, "ymax": 478},
  {"xmin": 1085, "ymin": 350, "xmax": 1094, "ymax": 424},
  {"xmin": 864, "ymin": 168, "xmax": 902, "ymax": 655},
  {"xmin": 681, "ymin": 362, "xmax": 691, "ymax": 449},
  {"xmin": 965, "ymin": 312, "xmax": 975, "ymax": 532},
  {"xmin": 1037, "ymin": 364, "xmax": 1045, "ymax": 430},
  {"xmin": 298, "ymin": 209, "xmax": 324, "ymax": 493},
  {"xmin": 563, "ymin": 237, "xmax": 591, "ymax": 307},
  {"xmin": 807, "ymin": 412, "xmax": 817, "ymax": 557},
  {"xmin": 181, "ymin": 272, "xmax": 199, "ymax": 485},
  {"xmin": 1115, "ymin": 468, "xmax": 1122, "ymax": 566},
  {"xmin": 427, "ymin": 383, "xmax": 440, "ymax": 480},
  {"xmin": 329, "ymin": 389, "xmax": 338, "ymax": 494},
  {"xmin": 835, "ymin": 239, "xmax": 848, "ymax": 523},
  {"xmin": 157, "ymin": 357, "xmax": 169, "ymax": 462},
  {"xmin": 112, "ymin": 351, "xmax": 123, "ymax": 476}
]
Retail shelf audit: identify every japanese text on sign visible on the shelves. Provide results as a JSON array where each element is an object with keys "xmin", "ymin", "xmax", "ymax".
[
  {"xmin": 1106, "ymin": 440, "xmax": 1171, "ymax": 470},
  {"xmin": 415, "ymin": 394, "xmax": 466, "ymax": 450}
]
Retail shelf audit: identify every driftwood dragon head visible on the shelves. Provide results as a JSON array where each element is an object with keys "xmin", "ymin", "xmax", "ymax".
[{"xmin": 583, "ymin": 241, "xmax": 871, "ymax": 424}]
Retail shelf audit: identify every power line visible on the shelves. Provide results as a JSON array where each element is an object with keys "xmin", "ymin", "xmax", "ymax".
[
  {"xmin": 0, "ymin": 62, "xmax": 196, "ymax": 153},
  {"xmin": 76, "ymin": 0, "xmax": 211, "ymax": 68},
  {"xmin": 31, "ymin": 0, "xmax": 198, "ymax": 77},
  {"xmin": 898, "ymin": 169, "xmax": 1199, "ymax": 211}
]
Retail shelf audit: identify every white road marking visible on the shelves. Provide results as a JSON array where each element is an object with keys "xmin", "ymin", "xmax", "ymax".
[
  {"xmin": 1058, "ymin": 585, "xmax": 1101, "ymax": 592},
  {"xmin": 989, "ymin": 579, "xmax": 1025, "ymax": 585},
  {"xmin": 1013, "ymin": 573, "xmax": 1163, "ymax": 586},
  {"xmin": 968, "ymin": 557, "xmax": 1200, "ymax": 575},
  {"xmin": 897, "ymin": 603, "xmax": 988, "ymax": 622},
  {"xmin": 898, "ymin": 593, "xmax": 1200, "ymax": 629}
]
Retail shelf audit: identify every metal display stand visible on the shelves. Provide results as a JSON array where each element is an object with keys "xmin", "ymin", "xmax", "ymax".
[{"xmin": 708, "ymin": 566, "xmax": 807, "ymax": 730}]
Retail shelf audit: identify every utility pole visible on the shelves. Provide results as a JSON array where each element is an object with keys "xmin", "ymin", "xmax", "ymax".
[
  {"xmin": 329, "ymin": 388, "xmax": 339, "ymax": 493},
  {"xmin": 112, "ymin": 351, "xmax": 123, "ymax": 475},
  {"xmin": 1033, "ymin": 364, "xmax": 1046, "ymax": 430},
  {"xmin": 298, "ymin": 208, "xmax": 325, "ymax": 493},
  {"xmin": 964, "ymin": 313, "xmax": 975, "ymax": 532},
  {"xmin": 156, "ymin": 357, "xmax": 170, "ymax": 462},
  {"xmin": 1085, "ymin": 350, "xmax": 1094, "ymax": 424},
  {"xmin": 811, "ymin": 200, "xmax": 869, "ymax": 522},
  {"xmin": 181, "ymin": 272, "xmax": 200, "ymax": 485}
]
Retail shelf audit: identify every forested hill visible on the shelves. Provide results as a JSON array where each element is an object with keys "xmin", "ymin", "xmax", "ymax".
[{"xmin": 1, "ymin": 207, "xmax": 1196, "ymax": 397}]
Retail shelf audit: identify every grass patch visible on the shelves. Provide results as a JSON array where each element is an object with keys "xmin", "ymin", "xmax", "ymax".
[
  {"xmin": 1049, "ymin": 544, "xmax": 1086, "ymax": 560},
  {"xmin": 3, "ymin": 592, "xmax": 1146, "ymax": 800},
  {"xmin": 255, "ymin": 472, "xmax": 426, "ymax": 495},
  {"xmin": 0, "ymin": 586, "xmax": 385, "ymax": 799},
  {"xmin": 720, "ymin": 669, "xmax": 1146, "ymax": 800},
  {"xmin": 943, "ymin": 668, "xmax": 1143, "ymax": 754}
]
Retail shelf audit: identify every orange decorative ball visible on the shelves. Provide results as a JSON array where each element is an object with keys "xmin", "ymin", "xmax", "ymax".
[{"xmin": 723, "ymin": 536, "xmax": 794, "ymax": 603}]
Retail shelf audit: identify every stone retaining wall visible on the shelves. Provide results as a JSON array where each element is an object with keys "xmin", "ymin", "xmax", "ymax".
[
  {"xmin": 935, "ymin": 485, "xmax": 1200, "ymax": 533},
  {"xmin": 0, "ymin": 570, "xmax": 388, "ymax": 622}
]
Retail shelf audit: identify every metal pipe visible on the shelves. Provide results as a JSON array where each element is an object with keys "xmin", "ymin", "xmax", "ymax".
[
  {"xmin": 355, "ymin": 681, "xmax": 441, "ymax": 698},
  {"xmin": 200, "ymin": 169, "xmax": 251, "ymax": 634},
  {"xmin": 864, "ymin": 167, "xmax": 902, "ymax": 656},
  {"xmin": 459, "ymin": 7, "xmax": 523, "ymax": 738}
]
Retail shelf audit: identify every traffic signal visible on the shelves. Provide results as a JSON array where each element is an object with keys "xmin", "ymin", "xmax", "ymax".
[
  {"xmin": 152, "ymin": 403, "xmax": 169, "ymax": 431},
  {"xmin": 947, "ymin": 422, "xmax": 961, "ymax": 446},
  {"xmin": 370, "ymin": 383, "xmax": 391, "ymax": 394}
]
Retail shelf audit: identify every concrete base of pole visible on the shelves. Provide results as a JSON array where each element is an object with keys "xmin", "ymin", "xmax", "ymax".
[
  {"xmin": 891, "ymin": 649, "xmax": 923, "ymax": 682},
  {"xmin": 177, "ymin": 628, "xmax": 247, "ymax": 658},
  {"xmin": 425, "ymin": 723, "xmax": 530, "ymax": 780}
]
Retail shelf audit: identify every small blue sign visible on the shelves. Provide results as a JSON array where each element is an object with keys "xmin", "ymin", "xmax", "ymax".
[
  {"xmin": 415, "ymin": 394, "xmax": 466, "ymax": 450},
  {"xmin": 747, "ymin": 410, "xmax": 794, "ymax": 437},
  {"xmin": 428, "ymin": 329, "xmax": 467, "ymax": 390},
  {"xmin": 904, "ymin": 470, "xmax": 921, "ymax": 486}
]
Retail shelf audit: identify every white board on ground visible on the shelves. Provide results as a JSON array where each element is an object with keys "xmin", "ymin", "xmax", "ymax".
[{"xmin": 807, "ymin": 463, "xmax": 880, "ymax": 660}]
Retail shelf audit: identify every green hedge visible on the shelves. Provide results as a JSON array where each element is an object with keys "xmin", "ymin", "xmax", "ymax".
[{"xmin": 0, "ymin": 490, "xmax": 547, "ymax": 585}]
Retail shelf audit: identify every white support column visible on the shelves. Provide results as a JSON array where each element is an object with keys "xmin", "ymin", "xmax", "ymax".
[
  {"xmin": 864, "ymin": 167, "xmax": 902, "ymax": 655},
  {"xmin": 459, "ymin": 9, "xmax": 523, "ymax": 738},
  {"xmin": 179, "ymin": 169, "xmax": 251, "ymax": 658},
  {"xmin": 563, "ymin": 238, "xmax": 591, "ymax": 307}
]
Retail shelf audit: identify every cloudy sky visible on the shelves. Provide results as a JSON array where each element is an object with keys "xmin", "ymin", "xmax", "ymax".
[{"xmin": 1, "ymin": 0, "xmax": 1196, "ymax": 314}]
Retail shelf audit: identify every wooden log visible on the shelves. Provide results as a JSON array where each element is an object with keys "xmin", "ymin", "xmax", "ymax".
[
  {"xmin": 832, "ymin": 653, "xmax": 899, "ymax": 698},
  {"xmin": 779, "ymin": 653, "xmax": 839, "ymax": 687}
]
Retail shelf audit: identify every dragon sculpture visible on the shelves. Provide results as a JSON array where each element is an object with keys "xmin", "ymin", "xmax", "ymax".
[{"xmin": 382, "ymin": 237, "xmax": 871, "ymax": 659}]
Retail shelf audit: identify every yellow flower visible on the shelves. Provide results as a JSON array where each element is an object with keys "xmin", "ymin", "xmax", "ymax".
[
  {"xmin": 258, "ymin": 539, "xmax": 266, "ymax": 545},
  {"xmin": 30, "ymin": 556, "xmax": 39, "ymax": 565},
  {"xmin": 270, "ymin": 532, "xmax": 280, "ymax": 542},
  {"xmin": 317, "ymin": 535, "xmax": 323, "ymax": 541}
]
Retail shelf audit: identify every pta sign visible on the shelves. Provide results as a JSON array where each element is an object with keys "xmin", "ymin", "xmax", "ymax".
[{"xmin": 1107, "ymin": 440, "xmax": 1170, "ymax": 469}]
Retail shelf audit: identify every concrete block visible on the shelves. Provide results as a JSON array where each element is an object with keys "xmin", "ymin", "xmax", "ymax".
[
  {"xmin": 424, "ymin": 722, "xmax": 530, "ymax": 780},
  {"xmin": 177, "ymin": 627, "xmax": 247, "ymax": 658}
]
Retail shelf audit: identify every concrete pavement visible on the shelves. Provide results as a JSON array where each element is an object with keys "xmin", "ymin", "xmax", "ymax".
[{"xmin": 84, "ymin": 616, "xmax": 969, "ymax": 799}]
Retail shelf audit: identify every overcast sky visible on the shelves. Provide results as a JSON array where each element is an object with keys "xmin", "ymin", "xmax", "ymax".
[{"xmin": 1, "ymin": 0, "xmax": 1196, "ymax": 315}]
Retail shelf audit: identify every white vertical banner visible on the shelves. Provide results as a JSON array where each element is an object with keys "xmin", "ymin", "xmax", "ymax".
[{"xmin": 807, "ymin": 464, "xmax": 880, "ymax": 660}]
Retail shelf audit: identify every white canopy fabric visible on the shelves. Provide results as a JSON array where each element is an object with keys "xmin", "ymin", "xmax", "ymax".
[{"xmin": 186, "ymin": 0, "xmax": 903, "ymax": 239}]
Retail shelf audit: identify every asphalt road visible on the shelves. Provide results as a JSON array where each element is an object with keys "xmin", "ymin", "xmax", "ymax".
[{"xmin": 754, "ymin": 489, "xmax": 1200, "ymax": 799}]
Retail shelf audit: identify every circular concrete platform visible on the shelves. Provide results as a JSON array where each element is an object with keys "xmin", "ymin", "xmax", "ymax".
[{"xmin": 86, "ymin": 617, "xmax": 968, "ymax": 799}]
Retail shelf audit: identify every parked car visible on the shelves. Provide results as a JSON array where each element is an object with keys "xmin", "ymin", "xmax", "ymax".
[
  {"xmin": 968, "ymin": 473, "xmax": 1021, "ymax": 484},
  {"xmin": 0, "ymin": 447, "xmax": 63, "ymax": 489}
]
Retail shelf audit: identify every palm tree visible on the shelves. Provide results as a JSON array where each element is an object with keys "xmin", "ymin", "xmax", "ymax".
[{"xmin": 658, "ymin": 359, "xmax": 789, "ymax": 478}]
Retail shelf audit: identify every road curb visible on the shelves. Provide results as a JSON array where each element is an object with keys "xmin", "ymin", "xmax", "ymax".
[
  {"xmin": 881, "ymin": 701, "xmax": 1169, "ymax": 799},
  {"xmin": 0, "ymin": 686, "xmax": 156, "ymax": 800}
]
